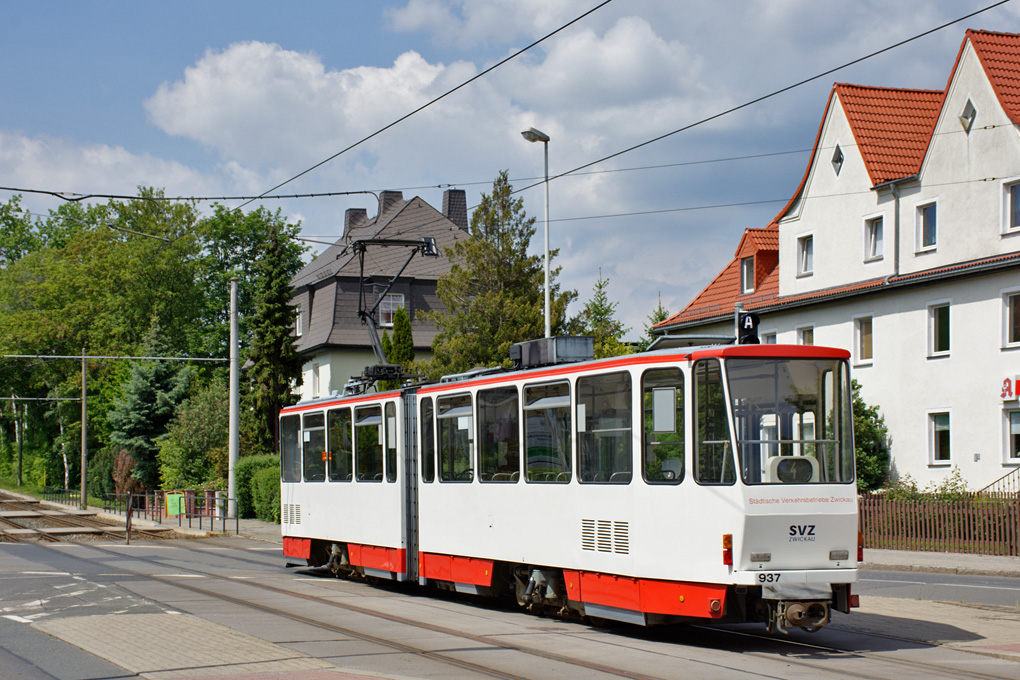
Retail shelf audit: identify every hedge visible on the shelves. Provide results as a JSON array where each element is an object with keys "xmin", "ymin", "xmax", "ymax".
[
  {"xmin": 252, "ymin": 466, "xmax": 281, "ymax": 523},
  {"xmin": 235, "ymin": 454, "xmax": 278, "ymax": 519}
]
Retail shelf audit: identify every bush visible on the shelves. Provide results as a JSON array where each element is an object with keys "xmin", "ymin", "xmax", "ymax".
[
  {"xmin": 252, "ymin": 465, "xmax": 281, "ymax": 523},
  {"xmin": 235, "ymin": 454, "xmax": 278, "ymax": 518}
]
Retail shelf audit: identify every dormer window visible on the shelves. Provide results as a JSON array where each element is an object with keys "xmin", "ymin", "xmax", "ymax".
[
  {"xmin": 740, "ymin": 256, "xmax": 755, "ymax": 294},
  {"xmin": 959, "ymin": 99, "xmax": 976, "ymax": 133},
  {"xmin": 831, "ymin": 145, "xmax": 844, "ymax": 176}
]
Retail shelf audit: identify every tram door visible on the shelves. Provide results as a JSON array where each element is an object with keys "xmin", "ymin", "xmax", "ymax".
[{"xmin": 401, "ymin": 390, "xmax": 420, "ymax": 581}]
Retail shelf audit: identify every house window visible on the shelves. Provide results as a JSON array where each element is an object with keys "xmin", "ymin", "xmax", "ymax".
[
  {"xmin": 312, "ymin": 363, "xmax": 320, "ymax": 398},
  {"xmin": 1009, "ymin": 411, "xmax": 1020, "ymax": 461},
  {"xmin": 855, "ymin": 317, "xmax": 873, "ymax": 363},
  {"xmin": 929, "ymin": 302, "xmax": 950, "ymax": 356},
  {"xmin": 959, "ymin": 99, "xmax": 976, "ymax": 133},
  {"xmin": 1007, "ymin": 291, "xmax": 1020, "ymax": 347},
  {"xmin": 831, "ymin": 144, "xmax": 844, "ymax": 175},
  {"xmin": 295, "ymin": 306, "xmax": 303, "ymax": 336},
  {"xmin": 740, "ymin": 256, "xmax": 755, "ymax": 294},
  {"xmin": 1005, "ymin": 181, "xmax": 1020, "ymax": 233},
  {"xmin": 798, "ymin": 327, "xmax": 814, "ymax": 346},
  {"xmin": 796, "ymin": 234, "xmax": 813, "ymax": 276},
  {"xmin": 930, "ymin": 412, "xmax": 951, "ymax": 464},
  {"xmin": 380, "ymin": 294, "xmax": 404, "ymax": 327},
  {"xmin": 917, "ymin": 202, "xmax": 937, "ymax": 251},
  {"xmin": 761, "ymin": 332, "xmax": 777, "ymax": 345},
  {"xmin": 865, "ymin": 216, "xmax": 883, "ymax": 261}
]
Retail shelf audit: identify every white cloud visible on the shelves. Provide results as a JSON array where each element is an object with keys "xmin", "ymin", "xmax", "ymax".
[{"xmin": 0, "ymin": 132, "xmax": 211, "ymax": 204}]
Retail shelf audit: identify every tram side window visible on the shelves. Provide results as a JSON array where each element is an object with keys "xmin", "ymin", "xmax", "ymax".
[
  {"xmin": 642, "ymin": 368, "xmax": 684, "ymax": 484},
  {"xmin": 327, "ymin": 407, "xmax": 353, "ymax": 482},
  {"xmin": 694, "ymin": 359, "xmax": 735, "ymax": 485},
  {"xmin": 302, "ymin": 413, "xmax": 326, "ymax": 482},
  {"xmin": 438, "ymin": 394, "xmax": 473, "ymax": 482},
  {"xmin": 355, "ymin": 405, "xmax": 383, "ymax": 482},
  {"xmin": 385, "ymin": 402, "xmax": 397, "ymax": 483},
  {"xmin": 478, "ymin": 386, "xmax": 520, "ymax": 482},
  {"xmin": 281, "ymin": 414, "xmax": 301, "ymax": 482},
  {"xmin": 420, "ymin": 397, "xmax": 435, "ymax": 483},
  {"xmin": 524, "ymin": 382, "xmax": 571, "ymax": 483},
  {"xmin": 577, "ymin": 372, "xmax": 633, "ymax": 484}
]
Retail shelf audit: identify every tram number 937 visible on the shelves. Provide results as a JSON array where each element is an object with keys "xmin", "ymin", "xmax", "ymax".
[{"xmin": 758, "ymin": 573, "xmax": 782, "ymax": 583}]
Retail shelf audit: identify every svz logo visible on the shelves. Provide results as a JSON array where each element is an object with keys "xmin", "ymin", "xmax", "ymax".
[{"xmin": 788, "ymin": 524, "xmax": 816, "ymax": 542}]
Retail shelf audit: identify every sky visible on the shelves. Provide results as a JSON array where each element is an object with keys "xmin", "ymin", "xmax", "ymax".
[{"xmin": 2, "ymin": 0, "xmax": 1018, "ymax": 341}]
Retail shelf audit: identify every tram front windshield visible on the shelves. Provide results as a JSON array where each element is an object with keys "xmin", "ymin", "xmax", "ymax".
[{"xmin": 726, "ymin": 358, "xmax": 854, "ymax": 485}]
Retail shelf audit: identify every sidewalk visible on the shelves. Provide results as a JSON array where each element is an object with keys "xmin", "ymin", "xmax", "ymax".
[{"xmin": 863, "ymin": 547, "xmax": 1020, "ymax": 577}]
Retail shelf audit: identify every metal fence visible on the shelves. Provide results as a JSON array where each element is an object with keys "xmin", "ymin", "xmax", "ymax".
[
  {"xmin": 42, "ymin": 487, "xmax": 239, "ymax": 535},
  {"xmin": 860, "ymin": 494, "xmax": 1020, "ymax": 556}
]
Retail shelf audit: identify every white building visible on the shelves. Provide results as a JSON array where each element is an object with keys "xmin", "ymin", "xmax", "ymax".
[{"xmin": 654, "ymin": 29, "xmax": 1020, "ymax": 490}]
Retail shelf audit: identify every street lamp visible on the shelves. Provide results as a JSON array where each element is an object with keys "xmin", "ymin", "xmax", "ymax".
[{"xmin": 521, "ymin": 127, "xmax": 551, "ymax": 338}]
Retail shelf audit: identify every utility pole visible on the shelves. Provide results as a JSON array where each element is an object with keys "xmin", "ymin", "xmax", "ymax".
[
  {"xmin": 228, "ymin": 278, "xmax": 239, "ymax": 517},
  {"xmin": 80, "ymin": 347, "xmax": 87, "ymax": 510}
]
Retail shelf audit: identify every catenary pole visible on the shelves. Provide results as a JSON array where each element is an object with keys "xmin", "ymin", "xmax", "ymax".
[
  {"xmin": 80, "ymin": 347, "xmax": 87, "ymax": 510},
  {"xmin": 228, "ymin": 278, "xmax": 240, "ymax": 518}
]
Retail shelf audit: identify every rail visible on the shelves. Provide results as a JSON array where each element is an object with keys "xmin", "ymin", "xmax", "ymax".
[{"xmin": 976, "ymin": 467, "xmax": 1020, "ymax": 499}]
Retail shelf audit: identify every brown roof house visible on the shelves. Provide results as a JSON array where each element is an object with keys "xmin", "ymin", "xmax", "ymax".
[
  {"xmin": 653, "ymin": 30, "xmax": 1020, "ymax": 490},
  {"xmin": 290, "ymin": 189, "xmax": 469, "ymax": 400}
]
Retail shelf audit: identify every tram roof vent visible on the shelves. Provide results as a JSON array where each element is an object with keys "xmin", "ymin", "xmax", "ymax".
[{"xmin": 510, "ymin": 336, "xmax": 594, "ymax": 369}]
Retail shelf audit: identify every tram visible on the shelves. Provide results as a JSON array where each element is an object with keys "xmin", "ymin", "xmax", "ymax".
[{"xmin": 280, "ymin": 337, "xmax": 860, "ymax": 633}]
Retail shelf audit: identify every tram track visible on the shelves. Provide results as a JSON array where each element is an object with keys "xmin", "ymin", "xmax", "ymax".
[
  {"xmin": 0, "ymin": 491, "xmax": 171, "ymax": 543},
  {"xmin": 21, "ymin": 537, "xmax": 1018, "ymax": 680}
]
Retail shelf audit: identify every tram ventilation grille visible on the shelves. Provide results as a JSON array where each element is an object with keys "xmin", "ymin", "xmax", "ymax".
[
  {"xmin": 282, "ymin": 504, "xmax": 301, "ymax": 525},
  {"xmin": 581, "ymin": 519, "xmax": 629, "ymax": 554}
]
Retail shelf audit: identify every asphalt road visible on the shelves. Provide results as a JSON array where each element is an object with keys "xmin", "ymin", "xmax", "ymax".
[{"xmin": 1, "ymin": 538, "xmax": 1019, "ymax": 680}]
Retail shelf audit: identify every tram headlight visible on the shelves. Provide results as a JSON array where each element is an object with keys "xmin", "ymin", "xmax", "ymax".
[{"xmin": 722, "ymin": 534, "xmax": 733, "ymax": 566}]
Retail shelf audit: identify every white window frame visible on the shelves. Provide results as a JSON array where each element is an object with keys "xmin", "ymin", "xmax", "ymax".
[
  {"xmin": 1001, "ymin": 177, "xmax": 1020, "ymax": 235},
  {"xmin": 1003, "ymin": 286, "xmax": 1020, "ymax": 349},
  {"xmin": 380, "ymin": 293, "xmax": 405, "ymax": 327},
  {"xmin": 312, "ymin": 363, "xmax": 320, "ymax": 398},
  {"xmin": 1006, "ymin": 409, "xmax": 1020, "ymax": 464},
  {"xmin": 927, "ymin": 299, "xmax": 951, "ymax": 358},
  {"xmin": 928, "ymin": 410, "xmax": 951, "ymax": 466},
  {"xmin": 797, "ymin": 325, "xmax": 814, "ymax": 346},
  {"xmin": 295, "ymin": 306, "xmax": 303, "ymax": 337},
  {"xmin": 863, "ymin": 213, "xmax": 884, "ymax": 262},
  {"xmin": 760, "ymin": 330, "xmax": 777, "ymax": 345},
  {"xmin": 796, "ymin": 233, "xmax": 814, "ymax": 277},
  {"xmin": 915, "ymin": 200, "xmax": 938, "ymax": 253},
  {"xmin": 740, "ymin": 256, "xmax": 755, "ymax": 294},
  {"xmin": 853, "ymin": 314, "xmax": 873, "ymax": 366},
  {"xmin": 831, "ymin": 143, "xmax": 844, "ymax": 176},
  {"xmin": 959, "ymin": 98, "xmax": 977, "ymax": 134}
]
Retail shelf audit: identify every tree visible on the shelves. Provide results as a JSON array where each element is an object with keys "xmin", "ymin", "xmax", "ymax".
[
  {"xmin": 573, "ymin": 269, "xmax": 632, "ymax": 359},
  {"xmin": 428, "ymin": 170, "xmax": 575, "ymax": 377},
  {"xmin": 157, "ymin": 380, "xmax": 229, "ymax": 489},
  {"xmin": 193, "ymin": 205, "xmax": 306, "ymax": 369},
  {"xmin": 637, "ymin": 293, "xmax": 670, "ymax": 352},
  {"xmin": 852, "ymin": 379, "xmax": 889, "ymax": 491},
  {"xmin": 106, "ymin": 328, "xmax": 193, "ymax": 490},
  {"xmin": 243, "ymin": 221, "xmax": 304, "ymax": 455}
]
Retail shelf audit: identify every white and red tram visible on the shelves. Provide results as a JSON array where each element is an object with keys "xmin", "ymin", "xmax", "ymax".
[{"xmin": 280, "ymin": 340, "xmax": 860, "ymax": 632}]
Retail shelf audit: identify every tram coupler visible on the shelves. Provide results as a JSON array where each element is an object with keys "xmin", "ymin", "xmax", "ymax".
[{"xmin": 766, "ymin": 600, "xmax": 831, "ymax": 634}]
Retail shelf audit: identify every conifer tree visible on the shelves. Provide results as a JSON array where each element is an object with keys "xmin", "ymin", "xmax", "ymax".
[
  {"xmin": 637, "ymin": 293, "xmax": 670, "ymax": 351},
  {"xmin": 428, "ymin": 170, "xmax": 575, "ymax": 376},
  {"xmin": 575, "ymin": 269, "xmax": 631, "ymax": 359},
  {"xmin": 243, "ymin": 222, "xmax": 304, "ymax": 455}
]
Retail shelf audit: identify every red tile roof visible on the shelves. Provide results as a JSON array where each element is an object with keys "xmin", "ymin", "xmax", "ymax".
[
  {"xmin": 836, "ymin": 83, "xmax": 944, "ymax": 185},
  {"xmin": 964, "ymin": 30, "xmax": 1020, "ymax": 126}
]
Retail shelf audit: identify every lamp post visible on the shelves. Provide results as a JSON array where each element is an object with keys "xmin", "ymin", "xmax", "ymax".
[{"xmin": 521, "ymin": 127, "xmax": 551, "ymax": 339}]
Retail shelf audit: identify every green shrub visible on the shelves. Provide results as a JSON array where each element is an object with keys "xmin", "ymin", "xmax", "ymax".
[
  {"xmin": 251, "ymin": 465, "xmax": 281, "ymax": 523},
  {"xmin": 235, "ymin": 454, "xmax": 278, "ymax": 518}
]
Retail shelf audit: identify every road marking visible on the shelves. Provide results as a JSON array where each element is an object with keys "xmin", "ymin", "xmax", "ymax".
[
  {"xmin": 861, "ymin": 578, "xmax": 1020, "ymax": 591},
  {"xmin": 2, "ymin": 615, "xmax": 34, "ymax": 623}
]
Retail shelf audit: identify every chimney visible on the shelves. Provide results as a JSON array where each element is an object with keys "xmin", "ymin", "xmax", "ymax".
[
  {"xmin": 443, "ymin": 189, "xmax": 468, "ymax": 231},
  {"xmin": 344, "ymin": 208, "xmax": 368, "ymax": 236},
  {"xmin": 378, "ymin": 190, "xmax": 403, "ymax": 216}
]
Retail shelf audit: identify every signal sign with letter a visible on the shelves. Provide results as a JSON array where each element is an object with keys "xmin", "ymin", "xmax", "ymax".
[{"xmin": 739, "ymin": 312, "xmax": 760, "ymax": 344}]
